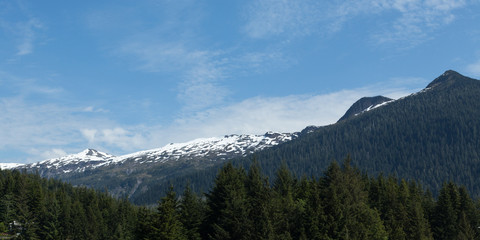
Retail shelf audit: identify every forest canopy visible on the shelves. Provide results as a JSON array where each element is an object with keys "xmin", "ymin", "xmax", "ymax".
[{"xmin": 2, "ymin": 157, "xmax": 480, "ymax": 239}]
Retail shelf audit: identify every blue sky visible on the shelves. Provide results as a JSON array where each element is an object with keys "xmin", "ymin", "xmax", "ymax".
[{"xmin": 1, "ymin": 0, "xmax": 480, "ymax": 163}]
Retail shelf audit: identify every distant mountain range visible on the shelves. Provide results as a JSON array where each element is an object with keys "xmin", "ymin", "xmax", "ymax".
[
  {"xmin": 4, "ymin": 70, "xmax": 480, "ymax": 205},
  {"xmin": 2, "ymin": 132, "xmax": 298, "ymax": 203}
]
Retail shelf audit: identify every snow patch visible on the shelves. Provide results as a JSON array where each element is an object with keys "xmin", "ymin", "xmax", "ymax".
[{"xmin": 0, "ymin": 163, "xmax": 25, "ymax": 170}]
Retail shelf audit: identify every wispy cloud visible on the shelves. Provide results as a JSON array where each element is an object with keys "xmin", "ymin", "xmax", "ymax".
[
  {"xmin": 0, "ymin": 1, "xmax": 44, "ymax": 56},
  {"xmin": 0, "ymin": 71, "xmax": 63, "ymax": 99},
  {"xmin": 116, "ymin": 34, "xmax": 291, "ymax": 112},
  {"xmin": 14, "ymin": 18, "xmax": 43, "ymax": 56},
  {"xmin": 243, "ymin": 0, "xmax": 321, "ymax": 39},
  {"xmin": 372, "ymin": 0, "xmax": 466, "ymax": 47},
  {"xmin": 242, "ymin": 0, "xmax": 469, "ymax": 48},
  {"xmin": 117, "ymin": 39, "xmax": 230, "ymax": 111}
]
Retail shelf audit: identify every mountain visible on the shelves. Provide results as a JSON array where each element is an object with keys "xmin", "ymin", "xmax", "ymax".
[
  {"xmin": 224, "ymin": 70, "xmax": 480, "ymax": 197},
  {"xmin": 10, "ymin": 132, "xmax": 297, "ymax": 203},
  {"xmin": 337, "ymin": 95, "xmax": 393, "ymax": 122}
]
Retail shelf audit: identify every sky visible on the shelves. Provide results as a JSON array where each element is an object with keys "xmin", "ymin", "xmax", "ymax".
[{"xmin": 1, "ymin": 0, "xmax": 480, "ymax": 163}]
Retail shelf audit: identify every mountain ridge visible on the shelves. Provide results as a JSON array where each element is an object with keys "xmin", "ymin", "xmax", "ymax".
[{"xmin": 2, "ymin": 131, "xmax": 299, "ymax": 200}]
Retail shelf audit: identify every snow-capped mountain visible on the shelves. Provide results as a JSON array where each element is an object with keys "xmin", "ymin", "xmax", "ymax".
[
  {"xmin": 26, "ymin": 149, "xmax": 115, "ymax": 176},
  {"xmin": 13, "ymin": 132, "xmax": 297, "ymax": 177}
]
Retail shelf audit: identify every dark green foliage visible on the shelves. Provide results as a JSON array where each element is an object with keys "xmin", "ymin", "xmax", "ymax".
[
  {"xmin": 203, "ymin": 163, "xmax": 249, "ymax": 240},
  {"xmin": 431, "ymin": 183, "xmax": 480, "ymax": 240},
  {"xmin": 245, "ymin": 160, "xmax": 274, "ymax": 240},
  {"xmin": 180, "ymin": 182, "xmax": 205, "ymax": 240},
  {"xmin": 369, "ymin": 176, "xmax": 433, "ymax": 239},
  {"xmin": 0, "ymin": 169, "xmax": 138, "ymax": 239},
  {"xmin": 5, "ymin": 150, "xmax": 480, "ymax": 239},
  {"xmin": 151, "ymin": 186, "xmax": 187, "ymax": 240},
  {"xmin": 196, "ymin": 158, "xmax": 480, "ymax": 240},
  {"xmin": 321, "ymin": 159, "xmax": 387, "ymax": 239}
]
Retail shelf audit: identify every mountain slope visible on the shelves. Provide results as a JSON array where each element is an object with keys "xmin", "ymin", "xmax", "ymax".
[{"xmin": 338, "ymin": 95, "xmax": 393, "ymax": 122}]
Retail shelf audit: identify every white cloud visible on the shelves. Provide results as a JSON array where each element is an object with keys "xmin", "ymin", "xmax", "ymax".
[
  {"xmin": 95, "ymin": 127, "xmax": 149, "ymax": 150},
  {"xmin": 160, "ymin": 79, "xmax": 424, "ymax": 144},
  {"xmin": 81, "ymin": 129, "xmax": 97, "ymax": 143},
  {"xmin": 0, "ymin": 95, "xmax": 122, "ymax": 163},
  {"xmin": 32, "ymin": 148, "xmax": 68, "ymax": 160}
]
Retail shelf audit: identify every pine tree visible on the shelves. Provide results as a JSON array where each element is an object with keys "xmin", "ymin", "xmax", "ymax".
[
  {"xmin": 245, "ymin": 160, "xmax": 274, "ymax": 240},
  {"xmin": 204, "ymin": 162, "xmax": 249, "ymax": 240},
  {"xmin": 70, "ymin": 200, "xmax": 88, "ymax": 239},
  {"xmin": 135, "ymin": 207, "xmax": 154, "ymax": 240},
  {"xmin": 152, "ymin": 186, "xmax": 186, "ymax": 240},
  {"xmin": 432, "ymin": 182, "xmax": 460, "ymax": 240},
  {"xmin": 37, "ymin": 192, "xmax": 61, "ymax": 240},
  {"xmin": 180, "ymin": 182, "xmax": 204, "ymax": 240},
  {"xmin": 321, "ymin": 158, "xmax": 388, "ymax": 240},
  {"xmin": 271, "ymin": 163, "xmax": 296, "ymax": 240}
]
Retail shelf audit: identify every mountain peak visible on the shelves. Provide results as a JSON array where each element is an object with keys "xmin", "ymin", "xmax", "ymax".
[
  {"xmin": 338, "ymin": 96, "xmax": 393, "ymax": 122},
  {"xmin": 426, "ymin": 70, "xmax": 469, "ymax": 89},
  {"xmin": 81, "ymin": 148, "xmax": 99, "ymax": 156},
  {"xmin": 78, "ymin": 149, "xmax": 112, "ymax": 158}
]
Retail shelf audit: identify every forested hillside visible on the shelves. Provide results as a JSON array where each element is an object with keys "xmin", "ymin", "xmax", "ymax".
[
  {"xmin": 2, "ymin": 158, "xmax": 480, "ymax": 239},
  {"xmin": 244, "ymin": 70, "xmax": 480, "ymax": 197},
  {"xmin": 0, "ymin": 169, "xmax": 138, "ymax": 239},
  {"xmin": 134, "ymin": 70, "xmax": 480, "ymax": 204}
]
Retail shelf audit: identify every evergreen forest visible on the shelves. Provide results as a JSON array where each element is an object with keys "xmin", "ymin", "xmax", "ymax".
[
  {"xmin": 132, "ymin": 71, "xmax": 480, "ymax": 205},
  {"xmin": 3, "ymin": 157, "xmax": 480, "ymax": 239}
]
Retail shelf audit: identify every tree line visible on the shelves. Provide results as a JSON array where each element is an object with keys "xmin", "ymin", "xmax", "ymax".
[
  {"xmin": 2, "ymin": 157, "xmax": 480, "ymax": 239},
  {"xmin": 0, "ymin": 169, "xmax": 137, "ymax": 239},
  {"xmin": 128, "ymin": 157, "xmax": 480, "ymax": 239}
]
